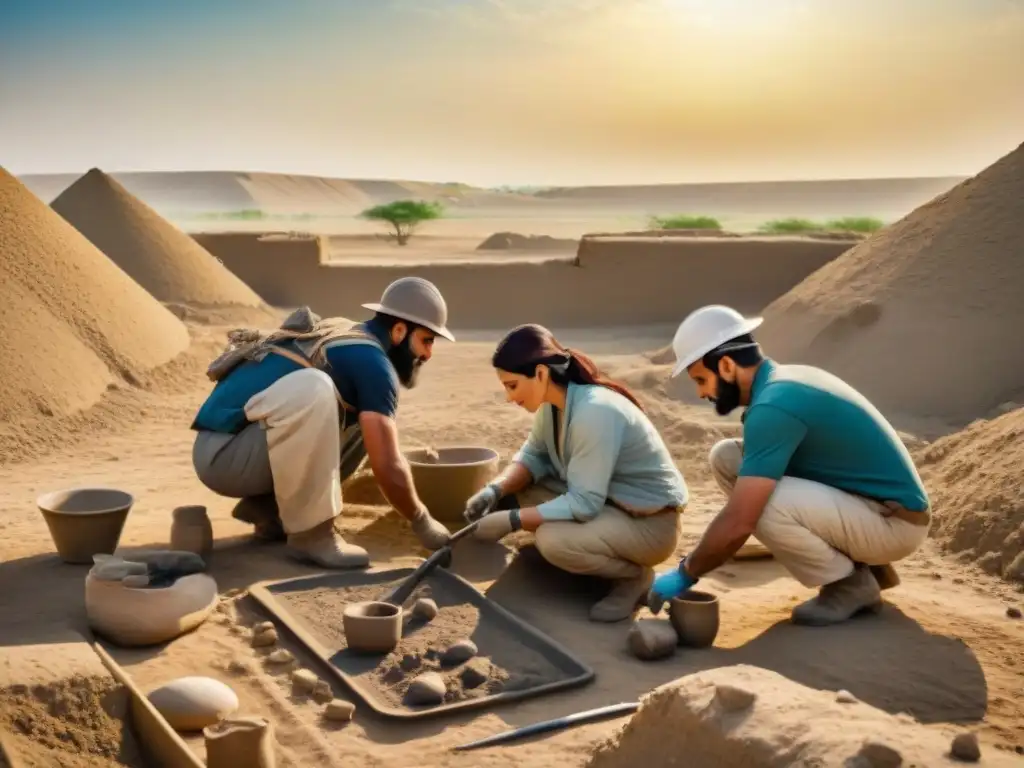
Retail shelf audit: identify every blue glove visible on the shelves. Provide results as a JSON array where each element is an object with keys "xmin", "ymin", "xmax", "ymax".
[{"xmin": 646, "ymin": 560, "xmax": 697, "ymax": 615}]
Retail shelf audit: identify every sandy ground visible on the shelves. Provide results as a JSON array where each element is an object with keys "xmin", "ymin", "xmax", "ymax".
[
  {"xmin": 324, "ymin": 234, "xmax": 579, "ymax": 266},
  {"xmin": 2, "ymin": 321, "xmax": 1022, "ymax": 766}
]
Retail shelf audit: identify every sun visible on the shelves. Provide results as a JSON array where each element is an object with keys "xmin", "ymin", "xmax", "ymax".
[{"xmin": 658, "ymin": 0, "xmax": 805, "ymax": 32}]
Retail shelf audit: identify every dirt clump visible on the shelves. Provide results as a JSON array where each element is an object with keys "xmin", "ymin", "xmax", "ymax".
[
  {"xmin": 757, "ymin": 141, "xmax": 1024, "ymax": 426},
  {"xmin": 476, "ymin": 231, "xmax": 577, "ymax": 251},
  {"xmin": 51, "ymin": 168, "xmax": 264, "ymax": 309}
]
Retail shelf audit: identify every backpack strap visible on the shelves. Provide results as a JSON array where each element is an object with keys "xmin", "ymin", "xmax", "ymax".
[{"xmin": 265, "ymin": 346, "xmax": 358, "ymax": 412}]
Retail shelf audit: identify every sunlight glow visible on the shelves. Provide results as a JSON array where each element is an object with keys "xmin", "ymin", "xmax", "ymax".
[{"xmin": 659, "ymin": 0, "xmax": 807, "ymax": 32}]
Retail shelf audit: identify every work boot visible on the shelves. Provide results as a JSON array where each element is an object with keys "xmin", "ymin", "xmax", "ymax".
[
  {"xmin": 589, "ymin": 567, "xmax": 654, "ymax": 623},
  {"xmin": 287, "ymin": 519, "xmax": 369, "ymax": 569},
  {"xmin": 232, "ymin": 496, "xmax": 286, "ymax": 542},
  {"xmin": 791, "ymin": 564, "xmax": 883, "ymax": 626},
  {"xmin": 409, "ymin": 509, "xmax": 451, "ymax": 551},
  {"xmin": 869, "ymin": 563, "xmax": 901, "ymax": 590}
]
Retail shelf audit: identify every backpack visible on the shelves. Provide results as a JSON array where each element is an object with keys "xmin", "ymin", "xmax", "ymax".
[{"xmin": 205, "ymin": 306, "xmax": 381, "ymax": 412}]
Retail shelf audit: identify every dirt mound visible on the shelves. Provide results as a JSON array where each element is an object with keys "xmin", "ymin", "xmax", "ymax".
[
  {"xmin": 476, "ymin": 232, "xmax": 576, "ymax": 251},
  {"xmin": 757, "ymin": 142, "xmax": 1024, "ymax": 427},
  {"xmin": 0, "ymin": 169, "xmax": 190, "ymax": 424},
  {"xmin": 586, "ymin": 664, "xmax": 1012, "ymax": 767},
  {"xmin": 51, "ymin": 168, "xmax": 264, "ymax": 308},
  {"xmin": 915, "ymin": 406, "xmax": 1024, "ymax": 583}
]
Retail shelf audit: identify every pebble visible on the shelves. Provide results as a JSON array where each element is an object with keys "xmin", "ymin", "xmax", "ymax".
[
  {"xmin": 1006, "ymin": 606, "xmax": 1022, "ymax": 619},
  {"xmin": 267, "ymin": 649, "xmax": 294, "ymax": 664},
  {"xmin": 952, "ymin": 577, "xmax": 965, "ymax": 585},
  {"xmin": 714, "ymin": 684, "xmax": 757, "ymax": 712},
  {"xmin": 291, "ymin": 669, "xmax": 319, "ymax": 695},
  {"xmin": 856, "ymin": 740, "xmax": 903, "ymax": 767},
  {"xmin": 255, "ymin": 621, "xmax": 275, "ymax": 633},
  {"xmin": 412, "ymin": 598, "xmax": 438, "ymax": 621},
  {"xmin": 252, "ymin": 628, "xmax": 278, "ymax": 648},
  {"xmin": 835, "ymin": 689, "xmax": 858, "ymax": 704},
  {"xmin": 227, "ymin": 659, "xmax": 252, "ymax": 675},
  {"xmin": 627, "ymin": 619, "xmax": 677, "ymax": 661},
  {"xmin": 404, "ymin": 672, "xmax": 446, "ymax": 706},
  {"xmin": 312, "ymin": 680, "xmax": 334, "ymax": 704},
  {"xmin": 399, "ymin": 654, "xmax": 422, "ymax": 672},
  {"xmin": 324, "ymin": 699, "xmax": 355, "ymax": 722},
  {"xmin": 950, "ymin": 731, "xmax": 981, "ymax": 762},
  {"xmin": 440, "ymin": 639, "xmax": 477, "ymax": 666},
  {"xmin": 459, "ymin": 663, "xmax": 488, "ymax": 690},
  {"xmin": 147, "ymin": 676, "xmax": 239, "ymax": 731}
]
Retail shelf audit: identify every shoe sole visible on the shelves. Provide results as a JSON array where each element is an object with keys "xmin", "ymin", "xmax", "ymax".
[
  {"xmin": 791, "ymin": 599, "xmax": 884, "ymax": 627},
  {"xmin": 285, "ymin": 546, "xmax": 369, "ymax": 570}
]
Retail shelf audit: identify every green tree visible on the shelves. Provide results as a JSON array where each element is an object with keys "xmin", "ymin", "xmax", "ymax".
[{"xmin": 359, "ymin": 199, "xmax": 444, "ymax": 245}]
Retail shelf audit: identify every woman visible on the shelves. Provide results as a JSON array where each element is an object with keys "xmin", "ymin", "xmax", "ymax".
[{"xmin": 467, "ymin": 324, "xmax": 688, "ymax": 623}]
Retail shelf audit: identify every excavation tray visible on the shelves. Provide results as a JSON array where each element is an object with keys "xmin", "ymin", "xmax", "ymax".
[{"xmin": 248, "ymin": 565, "xmax": 595, "ymax": 720}]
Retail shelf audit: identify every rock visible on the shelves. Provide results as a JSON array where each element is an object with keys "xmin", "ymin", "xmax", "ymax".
[
  {"xmin": 399, "ymin": 654, "xmax": 422, "ymax": 672},
  {"xmin": 404, "ymin": 672, "xmax": 446, "ymax": 706},
  {"xmin": 950, "ymin": 731, "xmax": 981, "ymax": 762},
  {"xmin": 291, "ymin": 669, "xmax": 318, "ymax": 695},
  {"xmin": 440, "ymin": 639, "xmax": 477, "ymax": 666},
  {"xmin": 267, "ymin": 649, "xmax": 294, "ymax": 664},
  {"xmin": 714, "ymin": 684, "xmax": 757, "ymax": 712},
  {"xmin": 89, "ymin": 555, "xmax": 149, "ymax": 582},
  {"xmin": 147, "ymin": 676, "xmax": 239, "ymax": 731},
  {"xmin": 254, "ymin": 621, "xmax": 275, "ymax": 633},
  {"xmin": 856, "ymin": 740, "xmax": 903, "ymax": 767},
  {"xmin": 627, "ymin": 619, "xmax": 677, "ymax": 661},
  {"xmin": 227, "ymin": 659, "xmax": 252, "ymax": 675},
  {"xmin": 324, "ymin": 699, "xmax": 355, "ymax": 722},
  {"xmin": 1007, "ymin": 606, "xmax": 1022, "ymax": 619},
  {"xmin": 252, "ymin": 628, "xmax": 278, "ymax": 648},
  {"xmin": 412, "ymin": 598, "xmax": 438, "ymax": 621},
  {"xmin": 836, "ymin": 689, "xmax": 858, "ymax": 704},
  {"xmin": 459, "ymin": 661, "xmax": 488, "ymax": 690},
  {"xmin": 312, "ymin": 679, "xmax": 334, "ymax": 704}
]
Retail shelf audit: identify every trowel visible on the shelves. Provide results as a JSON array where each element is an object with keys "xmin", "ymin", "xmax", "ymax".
[{"xmin": 380, "ymin": 519, "xmax": 479, "ymax": 607}]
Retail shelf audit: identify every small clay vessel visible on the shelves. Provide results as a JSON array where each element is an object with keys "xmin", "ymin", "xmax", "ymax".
[
  {"xmin": 204, "ymin": 716, "xmax": 275, "ymax": 768},
  {"xmin": 170, "ymin": 505, "xmax": 213, "ymax": 559},
  {"xmin": 668, "ymin": 590, "xmax": 720, "ymax": 648},
  {"xmin": 342, "ymin": 601, "xmax": 402, "ymax": 654}
]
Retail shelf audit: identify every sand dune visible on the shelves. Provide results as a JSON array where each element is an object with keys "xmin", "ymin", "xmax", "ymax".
[
  {"xmin": 51, "ymin": 169, "xmax": 265, "ymax": 309},
  {"xmin": 0, "ymin": 168, "xmax": 189, "ymax": 424},
  {"xmin": 757, "ymin": 141, "xmax": 1024, "ymax": 427}
]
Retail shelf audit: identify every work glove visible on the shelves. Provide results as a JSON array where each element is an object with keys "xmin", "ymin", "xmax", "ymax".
[
  {"xmin": 410, "ymin": 508, "xmax": 451, "ymax": 550},
  {"xmin": 473, "ymin": 509, "xmax": 522, "ymax": 543},
  {"xmin": 646, "ymin": 559, "xmax": 697, "ymax": 615},
  {"xmin": 464, "ymin": 482, "xmax": 502, "ymax": 523}
]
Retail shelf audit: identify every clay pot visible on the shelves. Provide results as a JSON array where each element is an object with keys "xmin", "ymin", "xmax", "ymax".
[
  {"xmin": 204, "ymin": 716, "xmax": 275, "ymax": 768},
  {"xmin": 668, "ymin": 590, "xmax": 720, "ymax": 648},
  {"xmin": 37, "ymin": 487, "xmax": 133, "ymax": 564},
  {"xmin": 405, "ymin": 446, "xmax": 499, "ymax": 524},
  {"xmin": 170, "ymin": 505, "xmax": 213, "ymax": 559},
  {"xmin": 342, "ymin": 601, "xmax": 402, "ymax": 654},
  {"xmin": 85, "ymin": 571, "xmax": 218, "ymax": 647}
]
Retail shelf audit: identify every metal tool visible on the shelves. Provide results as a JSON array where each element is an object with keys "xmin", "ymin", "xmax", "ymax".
[
  {"xmin": 380, "ymin": 519, "xmax": 479, "ymax": 606},
  {"xmin": 452, "ymin": 701, "xmax": 641, "ymax": 751}
]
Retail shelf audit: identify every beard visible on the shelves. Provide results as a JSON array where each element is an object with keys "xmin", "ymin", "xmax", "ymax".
[
  {"xmin": 388, "ymin": 336, "xmax": 425, "ymax": 388},
  {"xmin": 710, "ymin": 376, "xmax": 742, "ymax": 416}
]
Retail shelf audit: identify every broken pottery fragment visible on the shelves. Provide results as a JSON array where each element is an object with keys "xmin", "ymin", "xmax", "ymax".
[
  {"xmin": 324, "ymin": 699, "xmax": 356, "ymax": 722},
  {"xmin": 147, "ymin": 676, "xmax": 239, "ymax": 731},
  {"xmin": 204, "ymin": 716, "xmax": 276, "ymax": 768},
  {"xmin": 291, "ymin": 669, "xmax": 318, "ymax": 695}
]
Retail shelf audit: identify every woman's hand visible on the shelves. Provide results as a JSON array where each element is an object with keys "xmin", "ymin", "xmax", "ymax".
[{"xmin": 464, "ymin": 482, "xmax": 502, "ymax": 522}]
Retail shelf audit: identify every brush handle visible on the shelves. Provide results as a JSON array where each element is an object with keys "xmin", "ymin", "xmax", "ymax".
[{"xmin": 381, "ymin": 520, "xmax": 479, "ymax": 606}]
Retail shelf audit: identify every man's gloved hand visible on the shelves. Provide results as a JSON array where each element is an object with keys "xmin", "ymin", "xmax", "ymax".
[
  {"xmin": 410, "ymin": 508, "xmax": 451, "ymax": 550},
  {"xmin": 473, "ymin": 509, "xmax": 522, "ymax": 542},
  {"xmin": 464, "ymin": 482, "xmax": 502, "ymax": 522},
  {"xmin": 646, "ymin": 558, "xmax": 697, "ymax": 615}
]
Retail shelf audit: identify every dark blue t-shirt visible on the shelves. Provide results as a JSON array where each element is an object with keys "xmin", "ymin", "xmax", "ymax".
[{"xmin": 191, "ymin": 321, "xmax": 398, "ymax": 434}]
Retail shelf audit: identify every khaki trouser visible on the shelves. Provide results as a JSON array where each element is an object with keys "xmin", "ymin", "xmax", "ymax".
[
  {"xmin": 192, "ymin": 368, "xmax": 366, "ymax": 535},
  {"xmin": 709, "ymin": 439, "xmax": 929, "ymax": 587},
  {"xmin": 516, "ymin": 482, "xmax": 683, "ymax": 580}
]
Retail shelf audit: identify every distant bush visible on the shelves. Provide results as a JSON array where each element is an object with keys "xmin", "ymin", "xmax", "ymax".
[
  {"xmin": 758, "ymin": 216, "xmax": 886, "ymax": 235},
  {"xmin": 648, "ymin": 214, "xmax": 722, "ymax": 230},
  {"xmin": 825, "ymin": 216, "xmax": 885, "ymax": 233},
  {"xmin": 758, "ymin": 218, "xmax": 821, "ymax": 234},
  {"xmin": 359, "ymin": 199, "xmax": 444, "ymax": 245}
]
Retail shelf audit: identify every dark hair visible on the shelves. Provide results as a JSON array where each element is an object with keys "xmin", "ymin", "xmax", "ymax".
[
  {"xmin": 701, "ymin": 333, "xmax": 764, "ymax": 374},
  {"xmin": 491, "ymin": 324, "xmax": 645, "ymax": 412}
]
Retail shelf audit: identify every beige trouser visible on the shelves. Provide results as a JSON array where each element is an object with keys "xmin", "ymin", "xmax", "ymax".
[
  {"xmin": 517, "ymin": 483, "xmax": 682, "ymax": 580},
  {"xmin": 192, "ymin": 368, "xmax": 365, "ymax": 535},
  {"xmin": 709, "ymin": 439, "xmax": 929, "ymax": 587}
]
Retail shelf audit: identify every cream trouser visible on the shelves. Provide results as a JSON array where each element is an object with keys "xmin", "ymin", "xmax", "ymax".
[
  {"xmin": 710, "ymin": 439, "xmax": 929, "ymax": 587},
  {"xmin": 193, "ymin": 368, "xmax": 365, "ymax": 535},
  {"xmin": 516, "ymin": 482, "xmax": 682, "ymax": 580}
]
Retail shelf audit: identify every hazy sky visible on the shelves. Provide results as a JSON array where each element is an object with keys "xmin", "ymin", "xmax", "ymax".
[{"xmin": 2, "ymin": 0, "xmax": 1022, "ymax": 186}]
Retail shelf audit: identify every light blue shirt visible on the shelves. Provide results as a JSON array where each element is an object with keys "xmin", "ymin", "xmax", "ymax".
[{"xmin": 513, "ymin": 382, "xmax": 689, "ymax": 522}]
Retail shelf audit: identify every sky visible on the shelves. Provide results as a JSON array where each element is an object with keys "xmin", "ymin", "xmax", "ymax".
[{"xmin": 2, "ymin": 0, "xmax": 1022, "ymax": 187}]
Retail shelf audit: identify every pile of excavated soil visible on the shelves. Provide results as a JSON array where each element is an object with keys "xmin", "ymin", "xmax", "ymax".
[
  {"xmin": 277, "ymin": 577, "xmax": 568, "ymax": 709},
  {"xmin": 476, "ymin": 231, "xmax": 577, "ymax": 251},
  {"xmin": 915, "ymin": 406, "xmax": 1024, "ymax": 583},
  {"xmin": 757, "ymin": 141, "xmax": 1024, "ymax": 427},
  {"xmin": 51, "ymin": 168, "xmax": 264, "ymax": 308},
  {"xmin": 586, "ymin": 664, "xmax": 1015, "ymax": 767},
  {"xmin": 0, "ymin": 168, "xmax": 190, "ymax": 424}
]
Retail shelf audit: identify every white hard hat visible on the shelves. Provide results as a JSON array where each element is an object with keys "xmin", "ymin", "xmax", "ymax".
[
  {"xmin": 362, "ymin": 277, "xmax": 455, "ymax": 341},
  {"xmin": 669, "ymin": 305, "xmax": 763, "ymax": 377}
]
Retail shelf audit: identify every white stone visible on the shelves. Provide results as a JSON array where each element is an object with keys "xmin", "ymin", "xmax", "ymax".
[{"xmin": 147, "ymin": 676, "xmax": 239, "ymax": 731}]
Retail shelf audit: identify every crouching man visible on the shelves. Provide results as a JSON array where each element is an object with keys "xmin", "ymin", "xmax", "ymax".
[
  {"xmin": 647, "ymin": 305, "xmax": 930, "ymax": 625},
  {"xmin": 190, "ymin": 277, "xmax": 455, "ymax": 569}
]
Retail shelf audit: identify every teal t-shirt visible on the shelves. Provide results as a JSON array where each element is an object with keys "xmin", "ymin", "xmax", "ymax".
[{"xmin": 738, "ymin": 359, "xmax": 929, "ymax": 511}]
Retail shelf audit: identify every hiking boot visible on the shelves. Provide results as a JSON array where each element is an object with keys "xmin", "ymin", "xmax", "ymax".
[
  {"xmin": 791, "ymin": 565, "xmax": 883, "ymax": 626},
  {"xmin": 232, "ymin": 496, "xmax": 286, "ymax": 542},
  {"xmin": 589, "ymin": 567, "xmax": 655, "ymax": 623},
  {"xmin": 287, "ymin": 520, "xmax": 369, "ymax": 569},
  {"xmin": 869, "ymin": 563, "xmax": 901, "ymax": 590},
  {"xmin": 410, "ymin": 509, "xmax": 451, "ymax": 551}
]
